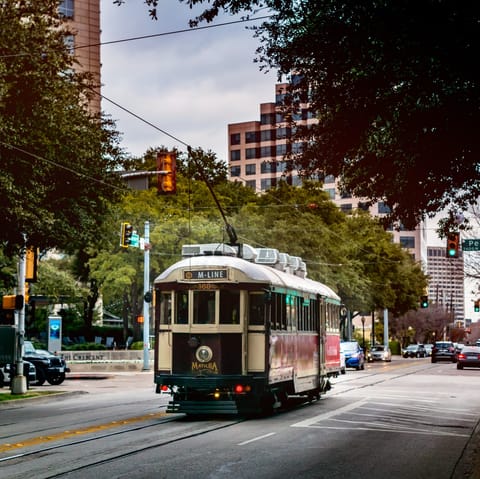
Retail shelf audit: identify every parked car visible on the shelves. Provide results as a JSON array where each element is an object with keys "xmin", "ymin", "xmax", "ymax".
[
  {"xmin": 340, "ymin": 341, "xmax": 365, "ymax": 370},
  {"xmin": 456, "ymin": 346, "xmax": 480, "ymax": 369},
  {"xmin": 367, "ymin": 345, "xmax": 392, "ymax": 362},
  {"xmin": 431, "ymin": 341, "xmax": 457, "ymax": 363},
  {"xmin": 0, "ymin": 361, "xmax": 36, "ymax": 388},
  {"xmin": 424, "ymin": 344, "xmax": 433, "ymax": 356},
  {"xmin": 403, "ymin": 344, "xmax": 427, "ymax": 358},
  {"xmin": 22, "ymin": 341, "xmax": 70, "ymax": 385}
]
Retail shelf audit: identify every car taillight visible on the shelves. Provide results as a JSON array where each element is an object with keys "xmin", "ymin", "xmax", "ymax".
[
  {"xmin": 458, "ymin": 354, "xmax": 466, "ymax": 360},
  {"xmin": 160, "ymin": 385, "xmax": 170, "ymax": 392}
]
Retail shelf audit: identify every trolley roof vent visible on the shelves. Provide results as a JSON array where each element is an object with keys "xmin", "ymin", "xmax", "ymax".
[
  {"xmin": 241, "ymin": 244, "xmax": 258, "ymax": 262},
  {"xmin": 255, "ymin": 248, "xmax": 280, "ymax": 265},
  {"xmin": 274, "ymin": 252, "xmax": 290, "ymax": 272},
  {"xmin": 288, "ymin": 256, "xmax": 301, "ymax": 270},
  {"xmin": 182, "ymin": 243, "xmax": 237, "ymax": 257},
  {"xmin": 294, "ymin": 261, "xmax": 307, "ymax": 278}
]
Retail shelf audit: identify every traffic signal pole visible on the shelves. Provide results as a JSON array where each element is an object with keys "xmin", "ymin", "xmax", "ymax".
[
  {"xmin": 12, "ymin": 247, "xmax": 27, "ymax": 394},
  {"xmin": 142, "ymin": 221, "xmax": 150, "ymax": 371}
]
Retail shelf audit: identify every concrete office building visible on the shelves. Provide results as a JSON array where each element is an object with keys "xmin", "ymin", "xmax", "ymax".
[
  {"xmin": 60, "ymin": 0, "xmax": 101, "ymax": 112},
  {"xmin": 427, "ymin": 246, "xmax": 465, "ymax": 323},
  {"xmin": 227, "ymin": 81, "xmax": 427, "ymax": 265}
]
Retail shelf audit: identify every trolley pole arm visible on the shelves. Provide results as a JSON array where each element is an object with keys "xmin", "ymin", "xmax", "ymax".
[{"xmin": 187, "ymin": 146, "xmax": 238, "ymax": 247}]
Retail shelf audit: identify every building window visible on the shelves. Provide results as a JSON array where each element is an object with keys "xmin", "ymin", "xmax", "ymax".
[
  {"xmin": 245, "ymin": 131, "xmax": 259, "ymax": 143},
  {"xmin": 324, "ymin": 174, "xmax": 335, "ymax": 184},
  {"xmin": 378, "ymin": 202, "xmax": 391, "ymax": 214},
  {"xmin": 230, "ymin": 150, "xmax": 241, "ymax": 161},
  {"xmin": 276, "ymin": 143, "xmax": 288, "ymax": 156},
  {"xmin": 261, "ymin": 146, "xmax": 274, "ymax": 158},
  {"xmin": 276, "ymin": 127, "xmax": 291, "ymax": 139},
  {"xmin": 63, "ymin": 34, "xmax": 75, "ymax": 55},
  {"xmin": 340, "ymin": 190, "xmax": 352, "ymax": 199},
  {"xmin": 340, "ymin": 204, "xmax": 353, "ymax": 213},
  {"xmin": 245, "ymin": 164, "xmax": 256, "ymax": 175},
  {"xmin": 275, "ymin": 93, "xmax": 286, "ymax": 105},
  {"xmin": 292, "ymin": 142, "xmax": 303, "ymax": 154},
  {"xmin": 261, "ymin": 129, "xmax": 275, "ymax": 141},
  {"xmin": 230, "ymin": 166, "xmax": 241, "ymax": 177},
  {"xmin": 358, "ymin": 202, "xmax": 370, "ymax": 211},
  {"xmin": 245, "ymin": 148, "xmax": 258, "ymax": 160},
  {"xmin": 261, "ymin": 178, "xmax": 277, "ymax": 191},
  {"xmin": 230, "ymin": 133, "xmax": 240, "ymax": 145},
  {"xmin": 245, "ymin": 180, "xmax": 256, "ymax": 190},
  {"xmin": 324, "ymin": 188, "xmax": 336, "ymax": 199},
  {"xmin": 59, "ymin": 0, "xmax": 74, "ymax": 18},
  {"xmin": 261, "ymin": 161, "xmax": 277, "ymax": 174},
  {"xmin": 261, "ymin": 113, "xmax": 275, "ymax": 125},
  {"xmin": 400, "ymin": 236, "xmax": 415, "ymax": 249}
]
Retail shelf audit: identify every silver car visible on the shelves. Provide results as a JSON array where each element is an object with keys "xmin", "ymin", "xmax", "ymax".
[{"xmin": 367, "ymin": 345, "xmax": 392, "ymax": 362}]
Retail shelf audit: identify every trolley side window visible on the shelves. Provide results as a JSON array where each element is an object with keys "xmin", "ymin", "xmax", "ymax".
[
  {"xmin": 220, "ymin": 289, "xmax": 240, "ymax": 324},
  {"xmin": 193, "ymin": 290, "xmax": 216, "ymax": 324},
  {"xmin": 270, "ymin": 292, "xmax": 287, "ymax": 330},
  {"xmin": 159, "ymin": 292, "xmax": 172, "ymax": 325},
  {"xmin": 176, "ymin": 290, "xmax": 188, "ymax": 324},
  {"xmin": 248, "ymin": 292, "xmax": 265, "ymax": 326}
]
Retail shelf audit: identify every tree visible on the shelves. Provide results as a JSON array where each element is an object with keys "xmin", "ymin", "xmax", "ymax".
[
  {"xmin": 0, "ymin": 1, "xmax": 126, "ymax": 257},
  {"xmin": 126, "ymin": 0, "xmax": 480, "ymax": 231}
]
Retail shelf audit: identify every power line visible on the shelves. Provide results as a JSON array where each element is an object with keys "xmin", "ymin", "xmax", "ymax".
[
  {"xmin": 0, "ymin": 15, "xmax": 272, "ymax": 60},
  {"xmin": 78, "ymin": 15, "xmax": 272, "ymax": 50}
]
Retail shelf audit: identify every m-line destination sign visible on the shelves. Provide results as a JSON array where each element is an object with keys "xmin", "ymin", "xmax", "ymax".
[
  {"xmin": 462, "ymin": 239, "xmax": 480, "ymax": 251},
  {"xmin": 184, "ymin": 269, "xmax": 228, "ymax": 280}
]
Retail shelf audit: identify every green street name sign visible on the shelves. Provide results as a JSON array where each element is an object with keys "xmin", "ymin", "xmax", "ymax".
[{"xmin": 462, "ymin": 239, "xmax": 480, "ymax": 251}]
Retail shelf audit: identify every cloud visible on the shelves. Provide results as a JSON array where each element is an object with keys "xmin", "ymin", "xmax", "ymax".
[{"xmin": 101, "ymin": 0, "xmax": 277, "ymax": 161}]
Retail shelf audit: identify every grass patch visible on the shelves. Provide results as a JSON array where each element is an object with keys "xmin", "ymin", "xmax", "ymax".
[{"xmin": 0, "ymin": 390, "xmax": 62, "ymax": 402}]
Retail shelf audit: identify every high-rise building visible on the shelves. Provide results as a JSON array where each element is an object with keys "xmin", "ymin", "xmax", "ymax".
[
  {"xmin": 60, "ymin": 0, "xmax": 101, "ymax": 112},
  {"xmin": 427, "ymin": 246, "xmax": 465, "ymax": 323},
  {"xmin": 227, "ymin": 81, "xmax": 427, "ymax": 264}
]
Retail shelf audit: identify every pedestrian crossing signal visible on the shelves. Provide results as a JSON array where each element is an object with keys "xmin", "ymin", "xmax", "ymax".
[{"xmin": 474, "ymin": 300, "xmax": 480, "ymax": 313}]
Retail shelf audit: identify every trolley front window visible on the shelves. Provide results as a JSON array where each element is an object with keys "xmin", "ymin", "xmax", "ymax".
[
  {"xmin": 193, "ymin": 290, "xmax": 216, "ymax": 324},
  {"xmin": 219, "ymin": 290, "xmax": 240, "ymax": 324},
  {"xmin": 159, "ymin": 292, "xmax": 172, "ymax": 325},
  {"xmin": 176, "ymin": 290, "xmax": 188, "ymax": 324}
]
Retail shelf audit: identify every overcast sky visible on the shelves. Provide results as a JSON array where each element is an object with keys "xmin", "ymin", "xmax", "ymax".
[{"xmin": 100, "ymin": 0, "xmax": 277, "ymax": 161}]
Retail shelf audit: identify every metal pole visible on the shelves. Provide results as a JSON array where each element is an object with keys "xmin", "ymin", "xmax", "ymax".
[
  {"xmin": 12, "ymin": 247, "xmax": 27, "ymax": 394},
  {"xmin": 142, "ymin": 221, "xmax": 150, "ymax": 371},
  {"xmin": 383, "ymin": 308, "xmax": 389, "ymax": 349}
]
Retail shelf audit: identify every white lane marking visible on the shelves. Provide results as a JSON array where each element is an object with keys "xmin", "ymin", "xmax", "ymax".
[
  {"xmin": 291, "ymin": 399, "xmax": 368, "ymax": 428},
  {"xmin": 237, "ymin": 432, "xmax": 276, "ymax": 446}
]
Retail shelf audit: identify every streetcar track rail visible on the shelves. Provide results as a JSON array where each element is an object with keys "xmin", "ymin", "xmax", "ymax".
[{"xmin": 0, "ymin": 415, "xmax": 246, "ymax": 478}]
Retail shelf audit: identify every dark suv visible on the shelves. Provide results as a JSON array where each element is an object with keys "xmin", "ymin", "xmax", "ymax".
[
  {"xmin": 431, "ymin": 341, "xmax": 456, "ymax": 363},
  {"xmin": 23, "ymin": 341, "xmax": 70, "ymax": 385},
  {"xmin": 403, "ymin": 344, "xmax": 427, "ymax": 358}
]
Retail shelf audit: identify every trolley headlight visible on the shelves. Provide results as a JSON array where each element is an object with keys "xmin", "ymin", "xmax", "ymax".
[{"xmin": 195, "ymin": 345, "xmax": 213, "ymax": 363}]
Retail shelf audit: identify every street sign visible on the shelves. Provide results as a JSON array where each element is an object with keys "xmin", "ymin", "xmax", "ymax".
[{"xmin": 462, "ymin": 239, "xmax": 480, "ymax": 251}]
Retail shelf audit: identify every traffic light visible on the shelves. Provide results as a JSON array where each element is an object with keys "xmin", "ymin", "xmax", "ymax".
[
  {"xmin": 475, "ymin": 300, "xmax": 480, "ymax": 313},
  {"xmin": 25, "ymin": 246, "xmax": 38, "ymax": 282},
  {"xmin": 157, "ymin": 152, "xmax": 177, "ymax": 194},
  {"xmin": 446, "ymin": 232, "xmax": 460, "ymax": 258},
  {"xmin": 120, "ymin": 222, "xmax": 133, "ymax": 248},
  {"xmin": 420, "ymin": 295, "xmax": 429, "ymax": 308}
]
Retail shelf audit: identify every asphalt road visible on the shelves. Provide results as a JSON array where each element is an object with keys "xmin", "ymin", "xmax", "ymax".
[{"xmin": 1, "ymin": 359, "xmax": 480, "ymax": 479}]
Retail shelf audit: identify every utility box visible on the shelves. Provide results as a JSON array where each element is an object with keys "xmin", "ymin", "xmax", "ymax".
[{"xmin": 0, "ymin": 326, "xmax": 17, "ymax": 364}]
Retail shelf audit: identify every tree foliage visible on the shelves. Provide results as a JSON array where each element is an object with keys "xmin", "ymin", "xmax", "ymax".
[
  {"xmin": 125, "ymin": 0, "xmax": 480, "ymax": 231},
  {"xmin": 0, "ymin": 1, "xmax": 126, "ymax": 257}
]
